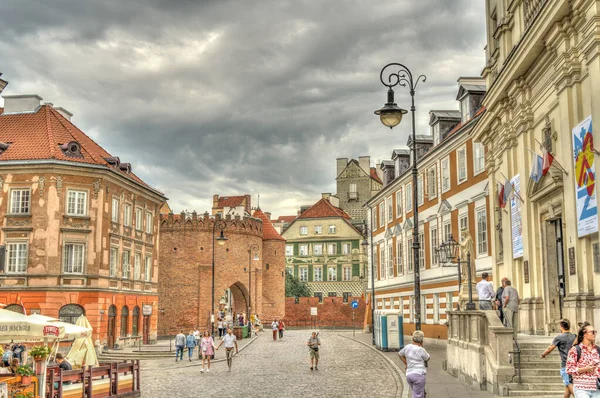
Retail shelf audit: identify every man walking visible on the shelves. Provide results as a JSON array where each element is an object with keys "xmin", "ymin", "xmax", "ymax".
[
  {"xmin": 185, "ymin": 330, "xmax": 197, "ymax": 362},
  {"xmin": 271, "ymin": 319, "xmax": 279, "ymax": 341},
  {"xmin": 216, "ymin": 328, "xmax": 238, "ymax": 371},
  {"xmin": 541, "ymin": 318, "xmax": 576, "ymax": 398},
  {"xmin": 307, "ymin": 331, "xmax": 321, "ymax": 370},
  {"xmin": 175, "ymin": 329, "xmax": 186, "ymax": 362},
  {"xmin": 476, "ymin": 272, "xmax": 496, "ymax": 310},
  {"xmin": 502, "ymin": 279, "xmax": 520, "ymax": 337},
  {"xmin": 495, "ymin": 277, "xmax": 508, "ymax": 324}
]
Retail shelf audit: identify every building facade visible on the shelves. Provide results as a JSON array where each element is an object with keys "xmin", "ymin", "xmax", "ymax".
[
  {"xmin": 282, "ymin": 194, "xmax": 367, "ymax": 300},
  {"xmin": 473, "ymin": 0, "xmax": 600, "ymax": 335},
  {"xmin": 365, "ymin": 78, "xmax": 491, "ymax": 341},
  {"xmin": 0, "ymin": 93, "xmax": 166, "ymax": 348},
  {"xmin": 336, "ymin": 156, "xmax": 383, "ymax": 222}
]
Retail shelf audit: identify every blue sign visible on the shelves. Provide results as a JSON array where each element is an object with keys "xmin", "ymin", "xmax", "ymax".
[{"xmin": 351, "ymin": 300, "xmax": 359, "ymax": 309}]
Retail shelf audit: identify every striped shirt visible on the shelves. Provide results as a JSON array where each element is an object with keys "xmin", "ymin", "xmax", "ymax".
[{"xmin": 566, "ymin": 343, "xmax": 600, "ymax": 391}]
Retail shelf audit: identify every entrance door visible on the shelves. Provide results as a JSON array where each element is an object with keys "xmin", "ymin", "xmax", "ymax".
[
  {"xmin": 107, "ymin": 305, "xmax": 117, "ymax": 349},
  {"xmin": 543, "ymin": 218, "xmax": 566, "ymax": 333},
  {"xmin": 143, "ymin": 316, "xmax": 150, "ymax": 344}
]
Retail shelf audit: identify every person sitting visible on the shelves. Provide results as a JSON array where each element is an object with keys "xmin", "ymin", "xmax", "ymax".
[
  {"xmin": 55, "ymin": 353, "xmax": 73, "ymax": 385},
  {"xmin": 8, "ymin": 358, "xmax": 19, "ymax": 373},
  {"xmin": 2, "ymin": 345, "xmax": 12, "ymax": 367}
]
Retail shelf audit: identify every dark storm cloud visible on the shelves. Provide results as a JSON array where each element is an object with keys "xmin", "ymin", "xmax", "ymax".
[{"xmin": 0, "ymin": 0, "xmax": 486, "ymax": 216}]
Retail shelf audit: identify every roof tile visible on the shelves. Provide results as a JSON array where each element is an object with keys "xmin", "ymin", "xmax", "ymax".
[
  {"xmin": 297, "ymin": 198, "xmax": 352, "ymax": 220},
  {"xmin": 253, "ymin": 208, "xmax": 285, "ymax": 241}
]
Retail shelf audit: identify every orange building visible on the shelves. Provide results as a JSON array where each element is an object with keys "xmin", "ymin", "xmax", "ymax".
[{"xmin": 0, "ymin": 92, "xmax": 166, "ymax": 348}]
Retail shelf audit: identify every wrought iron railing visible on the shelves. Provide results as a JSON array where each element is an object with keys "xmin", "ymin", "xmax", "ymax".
[{"xmin": 524, "ymin": 0, "xmax": 548, "ymax": 29}]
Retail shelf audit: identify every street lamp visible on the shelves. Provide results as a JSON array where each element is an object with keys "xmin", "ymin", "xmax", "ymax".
[
  {"xmin": 245, "ymin": 244, "xmax": 259, "ymax": 322},
  {"xmin": 212, "ymin": 218, "xmax": 227, "ymax": 337},
  {"xmin": 375, "ymin": 63, "xmax": 426, "ymax": 330},
  {"xmin": 437, "ymin": 234, "xmax": 475, "ymax": 310},
  {"xmin": 361, "ymin": 221, "xmax": 375, "ymax": 345}
]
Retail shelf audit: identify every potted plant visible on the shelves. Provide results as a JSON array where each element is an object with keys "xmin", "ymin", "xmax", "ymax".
[
  {"xmin": 29, "ymin": 345, "xmax": 52, "ymax": 361},
  {"xmin": 15, "ymin": 365, "xmax": 34, "ymax": 385},
  {"xmin": 14, "ymin": 392, "xmax": 34, "ymax": 398}
]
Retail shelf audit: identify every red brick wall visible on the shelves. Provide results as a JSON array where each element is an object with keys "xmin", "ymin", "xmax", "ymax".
[{"xmin": 282, "ymin": 296, "xmax": 366, "ymax": 328}]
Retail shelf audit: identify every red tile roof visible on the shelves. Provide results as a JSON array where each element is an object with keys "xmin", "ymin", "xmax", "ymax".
[
  {"xmin": 370, "ymin": 167, "xmax": 382, "ymax": 184},
  {"xmin": 275, "ymin": 215, "xmax": 296, "ymax": 223},
  {"xmin": 297, "ymin": 198, "xmax": 351, "ymax": 220},
  {"xmin": 0, "ymin": 104, "xmax": 159, "ymax": 192},
  {"xmin": 253, "ymin": 208, "xmax": 285, "ymax": 241},
  {"xmin": 218, "ymin": 195, "xmax": 247, "ymax": 208},
  {"xmin": 445, "ymin": 106, "xmax": 486, "ymax": 139}
]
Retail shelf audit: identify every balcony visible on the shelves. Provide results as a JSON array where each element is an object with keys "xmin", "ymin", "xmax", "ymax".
[{"xmin": 524, "ymin": 0, "xmax": 548, "ymax": 29}]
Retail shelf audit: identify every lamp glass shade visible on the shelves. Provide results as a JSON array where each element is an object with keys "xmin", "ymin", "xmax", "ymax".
[
  {"xmin": 374, "ymin": 103, "xmax": 407, "ymax": 129},
  {"xmin": 361, "ymin": 238, "xmax": 369, "ymax": 247},
  {"xmin": 217, "ymin": 231, "xmax": 228, "ymax": 246},
  {"xmin": 437, "ymin": 246, "xmax": 448, "ymax": 264}
]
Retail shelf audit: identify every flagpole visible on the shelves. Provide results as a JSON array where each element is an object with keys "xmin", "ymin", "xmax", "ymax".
[
  {"xmin": 535, "ymin": 138, "xmax": 569, "ymax": 175},
  {"xmin": 500, "ymin": 172, "xmax": 525, "ymax": 204}
]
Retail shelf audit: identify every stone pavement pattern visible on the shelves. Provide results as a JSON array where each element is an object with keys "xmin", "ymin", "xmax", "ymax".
[{"xmin": 141, "ymin": 330, "xmax": 402, "ymax": 397}]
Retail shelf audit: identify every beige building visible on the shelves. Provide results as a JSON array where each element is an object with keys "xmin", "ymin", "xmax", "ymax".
[{"xmin": 474, "ymin": 0, "xmax": 600, "ymax": 335}]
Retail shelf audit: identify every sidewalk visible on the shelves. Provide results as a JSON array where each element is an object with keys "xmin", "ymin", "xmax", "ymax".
[{"xmin": 339, "ymin": 331, "xmax": 496, "ymax": 398}]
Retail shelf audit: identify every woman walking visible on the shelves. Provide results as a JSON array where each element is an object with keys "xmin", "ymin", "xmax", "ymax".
[
  {"xmin": 566, "ymin": 322, "xmax": 600, "ymax": 397},
  {"xmin": 200, "ymin": 330, "xmax": 216, "ymax": 373},
  {"xmin": 278, "ymin": 319, "xmax": 285, "ymax": 339},
  {"xmin": 399, "ymin": 330, "xmax": 430, "ymax": 398},
  {"xmin": 185, "ymin": 330, "xmax": 197, "ymax": 362}
]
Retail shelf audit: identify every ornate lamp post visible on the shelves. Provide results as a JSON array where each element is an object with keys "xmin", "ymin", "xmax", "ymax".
[
  {"xmin": 361, "ymin": 221, "xmax": 375, "ymax": 345},
  {"xmin": 375, "ymin": 63, "xmax": 426, "ymax": 330},
  {"xmin": 212, "ymin": 218, "xmax": 227, "ymax": 336},
  {"xmin": 244, "ymin": 244, "xmax": 259, "ymax": 322},
  {"xmin": 437, "ymin": 234, "xmax": 475, "ymax": 310}
]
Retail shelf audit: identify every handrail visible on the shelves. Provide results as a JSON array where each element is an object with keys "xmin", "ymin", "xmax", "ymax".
[{"xmin": 509, "ymin": 336, "xmax": 522, "ymax": 384}]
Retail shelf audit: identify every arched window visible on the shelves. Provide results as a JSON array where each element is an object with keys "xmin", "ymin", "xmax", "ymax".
[
  {"xmin": 108, "ymin": 305, "xmax": 117, "ymax": 317},
  {"xmin": 5, "ymin": 304, "xmax": 24, "ymax": 314},
  {"xmin": 59, "ymin": 304, "xmax": 85, "ymax": 324},
  {"xmin": 132, "ymin": 306, "xmax": 140, "ymax": 336},
  {"xmin": 120, "ymin": 306, "xmax": 129, "ymax": 336}
]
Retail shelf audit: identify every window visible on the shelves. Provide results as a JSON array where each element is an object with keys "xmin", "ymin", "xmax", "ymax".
[
  {"xmin": 10, "ymin": 189, "xmax": 30, "ymax": 214},
  {"xmin": 67, "ymin": 190, "xmax": 87, "ymax": 216},
  {"xmin": 417, "ymin": 176, "xmax": 424, "ymax": 205},
  {"xmin": 379, "ymin": 245, "xmax": 386, "ymax": 279},
  {"xmin": 428, "ymin": 167, "xmax": 436, "ymax": 198},
  {"xmin": 110, "ymin": 247, "xmax": 118, "ymax": 277},
  {"xmin": 286, "ymin": 267, "xmax": 293, "ymax": 275},
  {"xmin": 329, "ymin": 225, "xmax": 336, "ymax": 234},
  {"xmin": 146, "ymin": 212, "xmax": 153, "ymax": 234},
  {"xmin": 406, "ymin": 184, "xmax": 412, "ymax": 212},
  {"xmin": 299, "ymin": 267, "xmax": 308, "ymax": 282},
  {"xmin": 371, "ymin": 209, "xmax": 377, "ymax": 230},
  {"xmin": 63, "ymin": 243, "xmax": 84, "ymax": 274},
  {"xmin": 396, "ymin": 239, "xmax": 403, "ymax": 275},
  {"xmin": 343, "ymin": 292, "xmax": 351, "ymax": 303},
  {"xmin": 111, "ymin": 198, "xmax": 120, "ymax": 222},
  {"xmin": 387, "ymin": 196, "xmax": 393, "ymax": 222},
  {"xmin": 379, "ymin": 203, "xmax": 385, "ymax": 228},
  {"xmin": 123, "ymin": 204, "xmax": 132, "ymax": 227},
  {"xmin": 327, "ymin": 266, "xmax": 337, "ymax": 281},
  {"xmin": 396, "ymin": 190, "xmax": 402, "ymax": 217},
  {"xmin": 447, "ymin": 292, "xmax": 454, "ymax": 311},
  {"xmin": 441, "ymin": 158, "xmax": 450, "ymax": 192},
  {"xmin": 418, "ymin": 232, "xmax": 425, "ymax": 269},
  {"xmin": 474, "ymin": 142, "xmax": 485, "ymax": 174},
  {"xmin": 343, "ymin": 266, "xmax": 351, "ymax": 281},
  {"xmin": 433, "ymin": 294, "xmax": 440, "ymax": 322},
  {"xmin": 477, "ymin": 208, "xmax": 488, "ymax": 255},
  {"xmin": 457, "ymin": 147, "xmax": 467, "ymax": 182},
  {"xmin": 132, "ymin": 306, "xmax": 140, "ymax": 336},
  {"xmin": 430, "ymin": 226, "xmax": 438, "ymax": 267},
  {"xmin": 327, "ymin": 243, "xmax": 337, "ymax": 255},
  {"xmin": 407, "ymin": 238, "xmax": 413, "ymax": 272},
  {"xmin": 461, "ymin": 97, "xmax": 469, "ymax": 122},
  {"xmin": 349, "ymin": 183, "xmax": 358, "ymax": 200},
  {"xmin": 134, "ymin": 252, "xmax": 141, "ymax": 280},
  {"xmin": 314, "ymin": 225, "xmax": 322, "ymax": 235},
  {"xmin": 121, "ymin": 306, "xmax": 129, "ymax": 336},
  {"xmin": 300, "ymin": 226, "xmax": 308, "ymax": 235},
  {"xmin": 342, "ymin": 243, "xmax": 351, "ymax": 255},
  {"xmin": 313, "ymin": 244, "xmax": 323, "ymax": 256},
  {"xmin": 285, "ymin": 245, "xmax": 294, "ymax": 256},
  {"xmin": 122, "ymin": 250, "xmax": 131, "ymax": 279},
  {"xmin": 314, "ymin": 266, "xmax": 323, "ymax": 281},
  {"xmin": 443, "ymin": 221, "xmax": 452, "ymax": 243},
  {"xmin": 135, "ymin": 208, "xmax": 143, "ymax": 231},
  {"xmin": 59, "ymin": 304, "xmax": 85, "ymax": 325},
  {"xmin": 459, "ymin": 214, "xmax": 468, "ymax": 233},
  {"xmin": 6, "ymin": 242, "xmax": 27, "ymax": 273},
  {"xmin": 314, "ymin": 292, "xmax": 323, "ymax": 303},
  {"xmin": 299, "ymin": 244, "xmax": 308, "ymax": 256},
  {"xmin": 388, "ymin": 243, "xmax": 393, "ymax": 276},
  {"xmin": 145, "ymin": 255, "xmax": 152, "ymax": 281}
]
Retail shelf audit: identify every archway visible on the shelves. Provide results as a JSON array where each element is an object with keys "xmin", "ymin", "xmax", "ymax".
[
  {"xmin": 216, "ymin": 282, "xmax": 249, "ymax": 329},
  {"xmin": 107, "ymin": 305, "xmax": 117, "ymax": 349},
  {"xmin": 5, "ymin": 304, "xmax": 24, "ymax": 314},
  {"xmin": 59, "ymin": 304, "xmax": 85, "ymax": 324}
]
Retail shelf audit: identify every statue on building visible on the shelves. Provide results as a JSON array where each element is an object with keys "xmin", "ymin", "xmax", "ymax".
[{"xmin": 459, "ymin": 229, "xmax": 475, "ymax": 282}]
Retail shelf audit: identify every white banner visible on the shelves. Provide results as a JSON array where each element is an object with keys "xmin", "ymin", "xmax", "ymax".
[
  {"xmin": 511, "ymin": 174, "xmax": 523, "ymax": 259},
  {"xmin": 572, "ymin": 116, "xmax": 598, "ymax": 237}
]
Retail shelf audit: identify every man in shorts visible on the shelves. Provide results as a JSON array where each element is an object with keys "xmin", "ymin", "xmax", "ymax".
[
  {"xmin": 307, "ymin": 331, "xmax": 321, "ymax": 370},
  {"xmin": 540, "ymin": 318, "xmax": 576, "ymax": 398},
  {"xmin": 216, "ymin": 328, "xmax": 238, "ymax": 371}
]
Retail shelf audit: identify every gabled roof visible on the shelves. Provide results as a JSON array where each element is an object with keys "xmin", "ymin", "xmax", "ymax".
[
  {"xmin": 370, "ymin": 167, "xmax": 382, "ymax": 185},
  {"xmin": 429, "ymin": 110, "xmax": 461, "ymax": 125},
  {"xmin": 392, "ymin": 149, "xmax": 410, "ymax": 158},
  {"xmin": 218, "ymin": 195, "xmax": 246, "ymax": 208},
  {"xmin": 0, "ymin": 104, "xmax": 161, "ymax": 194},
  {"xmin": 253, "ymin": 208, "xmax": 285, "ymax": 241},
  {"xmin": 275, "ymin": 215, "xmax": 296, "ymax": 224},
  {"xmin": 297, "ymin": 198, "xmax": 352, "ymax": 220}
]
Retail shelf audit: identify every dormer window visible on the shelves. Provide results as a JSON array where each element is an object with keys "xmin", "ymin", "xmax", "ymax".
[
  {"xmin": 461, "ymin": 98, "xmax": 469, "ymax": 122},
  {"xmin": 119, "ymin": 163, "xmax": 132, "ymax": 174},
  {"xmin": 59, "ymin": 141, "xmax": 83, "ymax": 158},
  {"xmin": 0, "ymin": 142, "xmax": 10, "ymax": 155},
  {"xmin": 104, "ymin": 157, "xmax": 121, "ymax": 167}
]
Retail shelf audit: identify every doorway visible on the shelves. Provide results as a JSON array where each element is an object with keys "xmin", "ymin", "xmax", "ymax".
[
  {"xmin": 543, "ymin": 218, "xmax": 566, "ymax": 333},
  {"xmin": 107, "ymin": 305, "xmax": 117, "ymax": 349},
  {"xmin": 143, "ymin": 315, "xmax": 150, "ymax": 344}
]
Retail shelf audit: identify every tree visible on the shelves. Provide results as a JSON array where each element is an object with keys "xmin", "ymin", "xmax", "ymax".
[{"xmin": 285, "ymin": 272, "xmax": 311, "ymax": 297}]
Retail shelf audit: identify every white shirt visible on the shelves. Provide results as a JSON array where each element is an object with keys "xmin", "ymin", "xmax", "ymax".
[
  {"xmin": 272, "ymin": 321, "xmax": 278, "ymax": 330},
  {"xmin": 223, "ymin": 333, "xmax": 237, "ymax": 348},
  {"xmin": 476, "ymin": 279, "xmax": 495, "ymax": 301},
  {"xmin": 399, "ymin": 344, "xmax": 430, "ymax": 376}
]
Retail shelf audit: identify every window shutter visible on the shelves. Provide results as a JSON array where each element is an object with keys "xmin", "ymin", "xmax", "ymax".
[{"xmin": 0, "ymin": 245, "xmax": 5, "ymax": 273}]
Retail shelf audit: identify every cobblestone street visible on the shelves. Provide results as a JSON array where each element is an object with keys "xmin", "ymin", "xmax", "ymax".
[{"xmin": 141, "ymin": 330, "xmax": 402, "ymax": 397}]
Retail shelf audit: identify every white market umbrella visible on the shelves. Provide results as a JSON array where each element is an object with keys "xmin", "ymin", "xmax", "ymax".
[
  {"xmin": 66, "ymin": 315, "xmax": 98, "ymax": 367},
  {"xmin": 0, "ymin": 309, "xmax": 65, "ymax": 341},
  {"xmin": 27, "ymin": 314, "xmax": 92, "ymax": 340}
]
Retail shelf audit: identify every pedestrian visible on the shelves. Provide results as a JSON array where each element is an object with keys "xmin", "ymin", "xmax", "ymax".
[
  {"xmin": 495, "ymin": 277, "xmax": 508, "ymax": 324},
  {"xmin": 541, "ymin": 318, "xmax": 576, "ymax": 398},
  {"xmin": 476, "ymin": 272, "xmax": 496, "ymax": 310},
  {"xmin": 399, "ymin": 330, "xmax": 430, "ymax": 398},
  {"xmin": 2, "ymin": 345, "xmax": 12, "ymax": 366},
  {"xmin": 185, "ymin": 330, "xmax": 197, "ymax": 362},
  {"xmin": 566, "ymin": 322, "xmax": 600, "ymax": 397},
  {"xmin": 217, "ymin": 318, "xmax": 224, "ymax": 338},
  {"xmin": 502, "ymin": 279, "xmax": 520, "ymax": 336},
  {"xmin": 216, "ymin": 328, "xmax": 238, "ymax": 371},
  {"xmin": 175, "ymin": 329, "xmax": 186, "ymax": 362},
  {"xmin": 278, "ymin": 319, "xmax": 285, "ymax": 339},
  {"xmin": 8, "ymin": 358, "xmax": 19, "ymax": 373},
  {"xmin": 271, "ymin": 319, "xmax": 279, "ymax": 341},
  {"xmin": 200, "ymin": 330, "xmax": 216, "ymax": 373},
  {"xmin": 307, "ymin": 331, "xmax": 320, "ymax": 370}
]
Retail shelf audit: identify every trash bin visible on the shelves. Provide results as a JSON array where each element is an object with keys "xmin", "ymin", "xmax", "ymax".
[
  {"xmin": 232, "ymin": 327, "xmax": 243, "ymax": 340},
  {"xmin": 242, "ymin": 325, "xmax": 248, "ymax": 338}
]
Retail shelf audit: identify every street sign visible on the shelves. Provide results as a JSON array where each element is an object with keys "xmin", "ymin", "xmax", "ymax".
[
  {"xmin": 142, "ymin": 304, "xmax": 153, "ymax": 316},
  {"xmin": 310, "ymin": 307, "xmax": 317, "ymax": 316},
  {"xmin": 351, "ymin": 300, "xmax": 359, "ymax": 309}
]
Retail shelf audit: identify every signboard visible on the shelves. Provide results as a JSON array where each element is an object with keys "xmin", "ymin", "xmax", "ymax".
[
  {"xmin": 142, "ymin": 304, "xmax": 153, "ymax": 316},
  {"xmin": 510, "ymin": 174, "xmax": 523, "ymax": 259},
  {"xmin": 310, "ymin": 307, "xmax": 317, "ymax": 316},
  {"xmin": 572, "ymin": 116, "xmax": 598, "ymax": 237},
  {"xmin": 523, "ymin": 260, "xmax": 529, "ymax": 284},
  {"xmin": 569, "ymin": 247, "xmax": 576, "ymax": 275},
  {"xmin": 351, "ymin": 300, "xmax": 359, "ymax": 309}
]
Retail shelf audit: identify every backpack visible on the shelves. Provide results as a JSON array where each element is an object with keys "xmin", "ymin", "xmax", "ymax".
[{"xmin": 573, "ymin": 344, "xmax": 600, "ymax": 389}]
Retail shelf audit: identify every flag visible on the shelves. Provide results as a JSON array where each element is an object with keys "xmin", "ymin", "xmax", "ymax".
[
  {"xmin": 497, "ymin": 182, "xmax": 505, "ymax": 208},
  {"xmin": 542, "ymin": 146, "xmax": 554, "ymax": 176},
  {"xmin": 503, "ymin": 179, "xmax": 512, "ymax": 206},
  {"xmin": 530, "ymin": 154, "xmax": 543, "ymax": 183}
]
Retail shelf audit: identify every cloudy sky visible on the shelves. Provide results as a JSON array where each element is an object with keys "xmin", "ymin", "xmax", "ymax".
[{"xmin": 0, "ymin": 0, "xmax": 486, "ymax": 218}]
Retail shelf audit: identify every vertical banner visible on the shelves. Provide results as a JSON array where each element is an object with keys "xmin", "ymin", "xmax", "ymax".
[
  {"xmin": 572, "ymin": 116, "xmax": 597, "ymax": 237},
  {"xmin": 511, "ymin": 174, "xmax": 524, "ymax": 259}
]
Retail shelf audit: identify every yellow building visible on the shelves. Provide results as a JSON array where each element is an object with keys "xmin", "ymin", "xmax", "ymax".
[{"xmin": 474, "ymin": 0, "xmax": 600, "ymax": 334}]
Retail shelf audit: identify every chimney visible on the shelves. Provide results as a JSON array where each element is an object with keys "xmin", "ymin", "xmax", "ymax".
[
  {"xmin": 264, "ymin": 212, "xmax": 271, "ymax": 221},
  {"xmin": 213, "ymin": 195, "xmax": 220, "ymax": 209},
  {"xmin": 336, "ymin": 158, "xmax": 348, "ymax": 177},
  {"xmin": 0, "ymin": 73, "xmax": 7, "ymax": 95},
  {"xmin": 329, "ymin": 195, "xmax": 340, "ymax": 207},
  {"xmin": 321, "ymin": 193, "xmax": 331, "ymax": 200},
  {"xmin": 358, "ymin": 156, "xmax": 370, "ymax": 174},
  {"xmin": 54, "ymin": 106, "xmax": 73, "ymax": 121},
  {"xmin": 2, "ymin": 94, "xmax": 42, "ymax": 114}
]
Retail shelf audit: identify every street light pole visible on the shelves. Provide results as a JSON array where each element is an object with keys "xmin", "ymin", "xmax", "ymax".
[
  {"xmin": 375, "ymin": 63, "xmax": 426, "ymax": 331},
  {"xmin": 247, "ymin": 244, "xmax": 259, "ymax": 321},
  {"xmin": 437, "ymin": 234, "xmax": 475, "ymax": 310},
  {"xmin": 361, "ymin": 221, "xmax": 376, "ymax": 345},
  {"xmin": 211, "ymin": 218, "xmax": 227, "ymax": 337}
]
